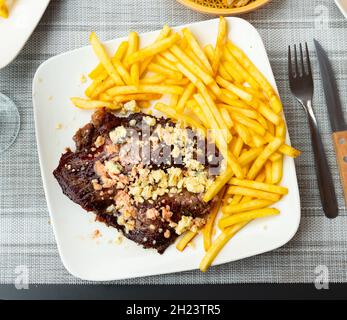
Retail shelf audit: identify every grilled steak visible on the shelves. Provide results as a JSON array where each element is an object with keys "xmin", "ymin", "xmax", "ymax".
[{"xmin": 54, "ymin": 109, "xmax": 220, "ymax": 253}]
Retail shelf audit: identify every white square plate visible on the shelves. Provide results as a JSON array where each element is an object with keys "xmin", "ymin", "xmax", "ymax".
[
  {"xmin": 33, "ymin": 18, "xmax": 301, "ymax": 281},
  {"xmin": 0, "ymin": 0, "xmax": 50, "ymax": 69}
]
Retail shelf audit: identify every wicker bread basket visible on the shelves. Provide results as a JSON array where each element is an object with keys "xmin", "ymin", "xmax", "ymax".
[{"xmin": 176, "ymin": 0, "xmax": 271, "ymax": 15}]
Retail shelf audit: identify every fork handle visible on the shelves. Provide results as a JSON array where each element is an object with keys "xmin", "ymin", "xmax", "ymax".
[{"xmin": 305, "ymin": 101, "xmax": 338, "ymax": 218}]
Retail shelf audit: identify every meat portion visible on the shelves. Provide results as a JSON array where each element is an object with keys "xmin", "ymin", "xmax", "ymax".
[{"xmin": 54, "ymin": 109, "xmax": 219, "ymax": 253}]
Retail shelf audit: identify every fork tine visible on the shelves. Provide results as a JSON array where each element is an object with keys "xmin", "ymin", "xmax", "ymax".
[
  {"xmin": 294, "ymin": 44, "xmax": 299, "ymax": 76},
  {"xmin": 288, "ymin": 46, "xmax": 293, "ymax": 77},
  {"xmin": 305, "ymin": 42, "xmax": 312, "ymax": 77},
  {"xmin": 299, "ymin": 43, "xmax": 305, "ymax": 75}
]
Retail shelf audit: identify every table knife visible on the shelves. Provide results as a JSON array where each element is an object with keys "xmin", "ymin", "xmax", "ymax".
[{"xmin": 314, "ymin": 39, "xmax": 347, "ymax": 206}]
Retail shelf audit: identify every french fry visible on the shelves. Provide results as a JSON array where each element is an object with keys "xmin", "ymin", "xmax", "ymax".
[
  {"xmin": 126, "ymin": 33, "xmax": 180, "ymax": 65},
  {"xmin": 219, "ymin": 89, "xmax": 244, "ymax": 103},
  {"xmin": 230, "ymin": 113, "xmax": 266, "ymax": 136},
  {"xmin": 89, "ymin": 41, "xmax": 129, "ymax": 80},
  {"xmin": 155, "ymin": 54, "xmax": 179, "ymax": 72},
  {"xmin": 171, "ymin": 45, "xmax": 214, "ymax": 85},
  {"xmin": 205, "ymin": 45, "xmax": 233, "ymax": 82},
  {"xmin": 196, "ymin": 82, "xmax": 230, "ymax": 142},
  {"xmin": 200, "ymin": 221, "xmax": 248, "ymax": 272},
  {"xmin": 203, "ymin": 189, "xmax": 225, "ymax": 251},
  {"xmin": 272, "ymin": 156, "xmax": 283, "ymax": 184},
  {"xmin": 176, "ymin": 231, "xmax": 197, "ymax": 252},
  {"xmin": 222, "ymin": 199, "xmax": 273, "ymax": 215},
  {"xmin": 89, "ymin": 32, "xmax": 124, "ymax": 86},
  {"xmin": 113, "ymin": 59, "xmax": 132, "ymax": 85},
  {"xmin": 257, "ymin": 101, "xmax": 281, "ymax": 125},
  {"xmin": 176, "ymin": 63, "xmax": 199, "ymax": 85},
  {"xmin": 230, "ymin": 194, "xmax": 243, "ymax": 205},
  {"xmin": 230, "ymin": 136, "xmax": 244, "ymax": 158},
  {"xmin": 238, "ymin": 147, "xmax": 263, "ymax": 166},
  {"xmin": 107, "ymin": 84, "xmax": 184, "ymax": 96},
  {"xmin": 140, "ymin": 74, "xmax": 167, "ymax": 84},
  {"xmin": 255, "ymin": 113, "xmax": 268, "ymax": 130},
  {"xmin": 147, "ymin": 62, "xmax": 183, "ymax": 80},
  {"xmin": 165, "ymin": 78, "xmax": 190, "ymax": 86},
  {"xmin": 251, "ymin": 130, "xmax": 267, "ymax": 147},
  {"xmin": 203, "ymin": 44, "xmax": 214, "ymax": 62},
  {"xmin": 279, "ymin": 143, "xmax": 301, "ymax": 158},
  {"xmin": 186, "ymin": 100, "xmax": 209, "ymax": 128},
  {"xmin": 85, "ymin": 77, "xmax": 115, "ymax": 99},
  {"xmin": 226, "ymin": 41, "xmax": 283, "ymax": 113},
  {"xmin": 161, "ymin": 50, "xmax": 178, "ymax": 63},
  {"xmin": 169, "ymin": 94, "xmax": 179, "ymax": 107},
  {"xmin": 139, "ymin": 25, "xmax": 172, "ymax": 76},
  {"xmin": 209, "ymin": 81, "xmax": 222, "ymax": 97},
  {"xmin": 267, "ymin": 120, "xmax": 275, "ymax": 136},
  {"xmin": 233, "ymin": 121, "xmax": 253, "ymax": 146},
  {"xmin": 186, "ymin": 48, "xmax": 210, "ymax": 74},
  {"xmin": 138, "ymin": 101, "xmax": 151, "ymax": 108},
  {"xmin": 0, "ymin": 0, "xmax": 8, "ymax": 18},
  {"xmin": 219, "ymin": 208, "xmax": 279, "ymax": 229},
  {"xmin": 203, "ymin": 167, "xmax": 234, "ymax": 203},
  {"xmin": 276, "ymin": 121, "xmax": 287, "ymax": 139},
  {"xmin": 227, "ymin": 186, "xmax": 281, "ymax": 202},
  {"xmin": 269, "ymin": 152, "xmax": 282, "ymax": 162},
  {"xmin": 154, "ymin": 103, "xmax": 206, "ymax": 133},
  {"xmin": 229, "ymin": 178, "xmax": 288, "ymax": 195},
  {"xmin": 183, "ymin": 28, "xmax": 213, "ymax": 74},
  {"xmin": 224, "ymin": 48, "xmax": 260, "ymax": 89},
  {"xmin": 247, "ymin": 137, "xmax": 283, "ymax": 179},
  {"xmin": 193, "ymin": 93, "xmax": 226, "ymax": 146},
  {"xmin": 220, "ymin": 108, "xmax": 234, "ymax": 129},
  {"xmin": 218, "ymin": 64, "xmax": 234, "ymax": 82},
  {"xmin": 114, "ymin": 93, "xmax": 161, "ymax": 103},
  {"xmin": 212, "ymin": 16, "xmax": 227, "ymax": 76},
  {"xmin": 255, "ymin": 169, "xmax": 266, "ymax": 183},
  {"xmin": 242, "ymin": 162, "xmax": 251, "ymax": 177},
  {"xmin": 128, "ymin": 32, "xmax": 140, "ymax": 86},
  {"xmin": 71, "ymin": 97, "xmax": 120, "ymax": 110},
  {"xmin": 222, "ymin": 62, "xmax": 244, "ymax": 84},
  {"xmin": 177, "ymin": 83, "xmax": 195, "ymax": 111},
  {"xmin": 265, "ymin": 161, "xmax": 272, "ymax": 184},
  {"xmin": 99, "ymin": 92, "xmax": 114, "ymax": 102},
  {"xmin": 216, "ymin": 76, "xmax": 253, "ymax": 102}
]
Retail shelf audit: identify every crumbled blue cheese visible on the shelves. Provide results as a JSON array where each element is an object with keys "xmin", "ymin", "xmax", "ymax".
[
  {"xmin": 109, "ymin": 126, "xmax": 127, "ymax": 144},
  {"xmin": 144, "ymin": 116, "xmax": 156, "ymax": 127},
  {"xmin": 129, "ymin": 119, "xmax": 137, "ymax": 126},
  {"xmin": 186, "ymin": 159, "xmax": 204, "ymax": 171},
  {"xmin": 184, "ymin": 176, "xmax": 205, "ymax": 194},
  {"xmin": 167, "ymin": 167, "xmax": 182, "ymax": 187},
  {"xmin": 124, "ymin": 100, "xmax": 139, "ymax": 112},
  {"xmin": 105, "ymin": 160, "xmax": 122, "ymax": 175},
  {"xmin": 175, "ymin": 216, "xmax": 193, "ymax": 235}
]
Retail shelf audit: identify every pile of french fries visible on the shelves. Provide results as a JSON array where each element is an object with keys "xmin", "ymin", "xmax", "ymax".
[
  {"xmin": 223, "ymin": 0, "xmax": 255, "ymax": 8},
  {"xmin": 71, "ymin": 17, "xmax": 301, "ymax": 272},
  {"xmin": 0, "ymin": 0, "xmax": 9, "ymax": 19}
]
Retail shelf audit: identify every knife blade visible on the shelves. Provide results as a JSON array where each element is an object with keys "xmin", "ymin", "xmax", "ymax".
[
  {"xmin": 314, "ymin": 39, "xmax": 347, "ymax": 207},
  {"xmin": 314, "ymin": 39, "xmax": 347, "ymax": 132}
]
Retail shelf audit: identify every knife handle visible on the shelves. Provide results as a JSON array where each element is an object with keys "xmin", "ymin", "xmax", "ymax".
[{"xmin": 333, "ymin": 131, "xmax": 347, "ymax": 206}]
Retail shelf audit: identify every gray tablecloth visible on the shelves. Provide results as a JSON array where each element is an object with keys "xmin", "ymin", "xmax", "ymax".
[{"xmin": 0, "ymin": 0, "xmax": 346, "ymax": 285}]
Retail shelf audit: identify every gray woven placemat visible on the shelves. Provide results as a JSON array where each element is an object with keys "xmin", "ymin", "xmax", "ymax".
[{"xmin": 0, "ymin": 0, "xmax": 346, "ymax": 285}]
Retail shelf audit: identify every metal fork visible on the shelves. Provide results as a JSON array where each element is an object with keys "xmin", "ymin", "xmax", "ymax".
[{"xmin": 288, "ymin": 43, "xmax": 338, "ymax": 218}]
